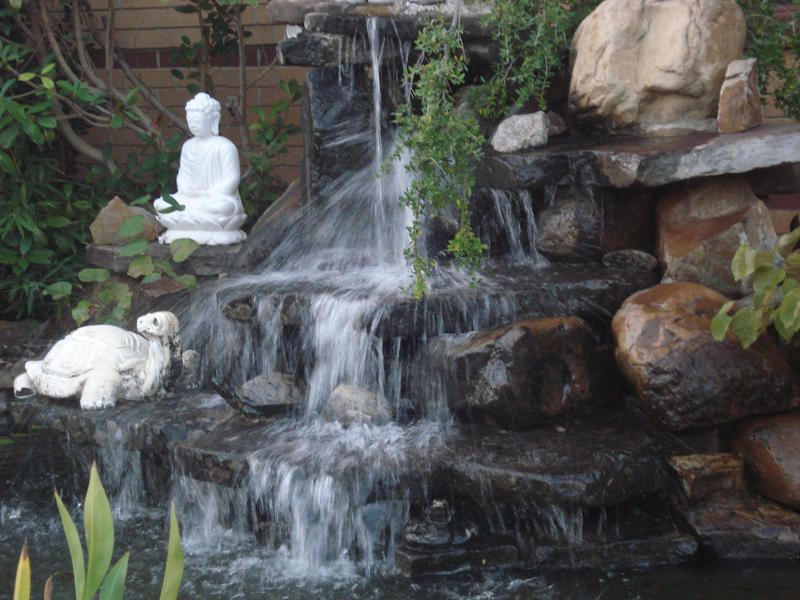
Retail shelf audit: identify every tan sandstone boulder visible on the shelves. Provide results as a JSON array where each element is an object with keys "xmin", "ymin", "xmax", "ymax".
[
  {"xmin": 569, "ymin": 0, "xmax": 745, "ymax": 135},
  {"xmin": 612, "ymin": 282, "xmax": 798, "ymax": 431},
  {"xmin": 656, "ymin": 176, "xmax": 776, "ymax": 297}
]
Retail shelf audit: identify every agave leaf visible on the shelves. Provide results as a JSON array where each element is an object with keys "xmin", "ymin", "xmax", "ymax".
[
  {"xmin": 83, "ymin": 463, "xmax": 114, "ymax": 600},
  {"xmin": 13, "ymin": 540, "xmax": 30, "ymax": 600},
  {"xmin": 158, "ymin": 501, "xmax": 184, "ymax": 600},
  {"xmin": 55, "ymin": 490, "xmax": 86, "ymax": 600},
  {"xmin": 99, "ymin": 552, "xmax": 129, "ymax": 600}
]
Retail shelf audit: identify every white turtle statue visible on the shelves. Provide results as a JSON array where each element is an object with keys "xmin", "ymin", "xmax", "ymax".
[{"xmin": 13, "ymin": 311, "xmax": 188, "ymax": 410}]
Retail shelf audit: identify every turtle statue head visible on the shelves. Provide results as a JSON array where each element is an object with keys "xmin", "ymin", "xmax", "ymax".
[{"xmin": 137, "ymin": 311, "xmax": 180, "ymax": 339}]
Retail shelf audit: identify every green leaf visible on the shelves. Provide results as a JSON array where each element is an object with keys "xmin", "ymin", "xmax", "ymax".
[
  {"xmin": 710, "ymin": 300, "xmax": 736, "ymax": 341},
  {"xmin": 79, "ymin": 268, "xmax": 110, "ymax": 283},
  {"xmin": 0, "ymin": 150, "xmax": 15, "ymax": 174},
  {"xmin": 55, "ymin": 490, "xmax": 86, "ymax": 600},
  {"xmin": 155, "ymin": 259, "xmax": 178, "ymax": 279},
  {"xmin": 40, "ymin": 76, "xmax": 54, "ymax": 90},
  {"xmin": 43, "ymin": 216, "xmax": 71, "ymax": 227},
  {"xmin": 141, "ymin": 272, "xmax": 162, "ymax": 284},
  {"xmin": 776, "ymin": 288, "xmax": 800, "ymax": 342},
  {"xmin": 753, "ymin": 264, "xmax": 786, "ymax": 294},
  {"xmin": 72, "ymin": 300, "xmax": 93, "ymax": 325},
  {"xmin": 127, "ymin": 254, "xmax": 154, "ymax": 278},
  {"xmin": 99, "ymin": 552, "xmax": 128, "ymax": 600},
  {"xmin": 730, "ymin": 307, "xmax": 762, "ymax": 349},
  {"xmin": 110, "ymin": 114, "xmax": 123, "ymax": 129},
  {"xmin": 175, "ymin": 274, "xmax": 196, "ymax": 288},
  {"xmin": 83, "ymin": 463, "xmax": 114, "ymax": 600},
  {"xmin": 777, "ymin": 227, "xmax": 800, "ymax": 258},
  {"xmin": 18, "ymin": 72, "xmax": 35, "ymax": 82},
  {"xmin": 13, "ymin": 541, "xmax": 30, "ymax": 600},
  {"xmin": 158, "ymin": 501, "xmax": 184, "ymax": 600},
  {"xmin": 44, "ymin": 281, "xmax": 72, "ymax": 300},
  {"xmin": 119, "ymin": 238, "xmax": 149, "ymax": 257},
  {"xmin": 170, "ymin": 238, "xmax": 199, "ymax": 263},
  {"xmin": 96, "ymin": 282, "xmax": 131, "ymax": 305},
  {"xmin": 37, "ymin": 116, "xmax": 57, "ymax": 129},
  {"xmin": 117, "ymin": 215, "xmax": 144, "ymax": 238},
  {"xmin": 731, "ymin": 244, "xmax": 758, "ymax": 281}
]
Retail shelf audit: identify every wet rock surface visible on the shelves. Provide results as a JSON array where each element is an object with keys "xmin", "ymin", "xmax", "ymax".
[
  {"xmin": 427, "ymin": 317, "xmax": 607, "ymax": 429},
  {"xmin": 673, "ymin": 496, "xmax": 800, "ymax": 559},
  {"xmin": 569, "ymin": 0, "xmax": 744, "ymax": 135},
  {"xmin": 732, "ymin": 412, "xmax": 800, "ymax": 510},
  {"xmin": 602, "ymin": 249, "xmax": 660, "ymax": 271},
  {"xmin": 371, "ymin": 263, "xmax": 660, "ymax": 338},
  {"xmin": 440, "ymin": 413, "xmax": 673, "ymax": 507},
  {"xmin": 656, "ymin": 176, "xmax": 776, "ymax": 296},
  {"xmin": 237, "ymin": 372, "xmax": 305, "ymax": 417},
  {"xmin": 302, "ymin": 66, "xmax": 373, "ymax": 201},
  {"xmin": 322, "ymin": 383, "xmax": 393, "ymax": 426},
  {"xmin": 613, "ymin": 283, "xmax": 798, "ymax": 431}
]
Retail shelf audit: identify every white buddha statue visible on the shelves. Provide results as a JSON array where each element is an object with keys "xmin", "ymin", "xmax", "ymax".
[{"xmin": 154, "ymin": 93, "xmax": 247, "ymax": 245}]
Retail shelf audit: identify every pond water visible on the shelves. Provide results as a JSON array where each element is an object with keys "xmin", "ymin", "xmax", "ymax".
[{"xmin": 3, "ymin": 431, "xmax": 800, "ymax": 600}]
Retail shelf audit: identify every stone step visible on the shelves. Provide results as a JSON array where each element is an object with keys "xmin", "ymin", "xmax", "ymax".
[{"xmin": 216, "ymin": 262, "xmax": 659, "ymax": 339}]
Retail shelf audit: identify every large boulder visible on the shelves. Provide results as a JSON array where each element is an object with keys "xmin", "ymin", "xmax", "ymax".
[
  {"xmin": 656, "ymin": 176, "xmax": 777, "ymax": 297},
  {"xmin": 612, "ymin": 282, "xmax": 798, "ymax": 431},
  {"xmin": 427, "ymin": 317, "xmax": 612, "ymax": 429},
  {"xmin": 569, "ymin": 0, "xmax": 745, "ymax": 135},
  {"xmin": 732, "ymin": 413, "xmax": 800, "ymax": 510}
]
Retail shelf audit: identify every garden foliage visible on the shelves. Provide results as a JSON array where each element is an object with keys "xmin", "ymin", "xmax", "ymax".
[{"xmin": 12, "ymin": 462, "xmax": 183, "ymax": 600}]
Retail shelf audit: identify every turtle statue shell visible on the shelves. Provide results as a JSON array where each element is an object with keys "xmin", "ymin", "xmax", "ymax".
[{"xmin": 13, "ymin": 311, "xmax": 184, "ymax": 410}]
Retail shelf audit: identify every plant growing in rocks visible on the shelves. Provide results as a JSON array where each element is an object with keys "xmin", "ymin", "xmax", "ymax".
[
  {"xmin": 712, "ymin": 227, "xmax": 800, "ymax": 348},
  {"xmin": 737, "ymin": 0, "xmax": 800, "ymax": 120},
  {"xmin": 392, "ymin": 18, "xmax": 486, "ymax": 298}
]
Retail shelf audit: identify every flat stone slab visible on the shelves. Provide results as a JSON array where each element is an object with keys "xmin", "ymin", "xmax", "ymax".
[
  {"xmin": 396, "ymin": 536, "xmax": 519, "ymax": 576},
  {"xmin": 478, "ymin": 124, "xmax": 800, "ymax": 189},
  {"xmin": 85, "ymin": 243, "xmax": 254, "ymax": 277},
  {"xmin": 675, "ymin": 496, "xmax": 800, "ymax": 559},
  {"xmin": 9, "ymin": 393, "xmax": 237, "ymax": 449},
  {"xmin": 439, "ymin": 413, "xmax": 673, "ymax": 507},
  {"xmin": 531, "ymin": 531, "xmax": 698, "ymax": 571}
]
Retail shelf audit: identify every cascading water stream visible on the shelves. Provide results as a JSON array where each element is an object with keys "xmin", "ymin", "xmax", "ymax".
[{"xmin": 145, "ymin": 16, "xmax": 550, "ymax": 578}]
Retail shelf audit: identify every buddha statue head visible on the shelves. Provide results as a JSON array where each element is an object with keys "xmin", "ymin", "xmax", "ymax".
[{"xmin": 185, "ymin": 92, "xmax": 221, "ymax": 138}]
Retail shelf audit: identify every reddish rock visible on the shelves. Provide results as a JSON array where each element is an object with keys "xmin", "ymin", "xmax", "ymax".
[
  {"xmin": 656, "ymin": 176, "xmax": 777, "ymax": 297},
  {"xmin": 733, "ymin": 412, "xmax": 800, "ymax": 509},
  {"xmin": 666, "ymin": 453, "xmax": 744, "ymax": 502},
  {"xmin": 612, "ymin": 282, "xmax": 798, "ymax": 431},
  {"xmin": 428, "ymin": 317, "xmax": 612, "ymax": 429},
  {"xmin": 90, "ymin": 196, "xmax": 162, "ymax": 245},
  {"xmin": 718, "ymin": 58, "xmax": 761, "ymax": 134}
]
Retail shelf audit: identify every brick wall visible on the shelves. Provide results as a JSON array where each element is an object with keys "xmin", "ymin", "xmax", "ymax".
[{"xmin": 83, "ymin": 0, "xmax": 308, "ymax": 188}]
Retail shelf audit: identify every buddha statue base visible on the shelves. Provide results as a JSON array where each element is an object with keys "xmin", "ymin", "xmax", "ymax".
[{"xmin": 158, "ymin": 228, "xmax": 247, "ymax": 245}]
